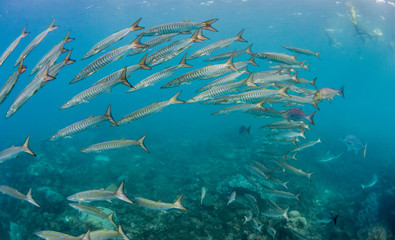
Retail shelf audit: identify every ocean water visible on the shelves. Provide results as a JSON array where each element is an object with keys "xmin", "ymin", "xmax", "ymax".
[{"xmin": 0, "ymin": 0, "xmax": 395, "ymax": 239}]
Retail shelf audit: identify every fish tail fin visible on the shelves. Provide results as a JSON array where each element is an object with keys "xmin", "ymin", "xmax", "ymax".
[
  {"xmin": 333, "ymin": 215, "xmax": 339, "ymax": 225},
  {"xmin": 235, "ymin": 29, "xmax": 247, "ymax": 42},
  {"xmin": 247, "ymin": 55, "xmax": 259, "ymax": 66},
  {"xmin": 245, "ymin": 74, "xmax": 257, "ymax": 87},
  {"xmin": 118, "ymin": 225, "xmax": 130, "ymax": 240},
  {"xmin": 245, "ymin": 44, "xmax": 254, "ymax": 55},
  {"xmin": 300, "ymin": 129, "xmax": 306, "ymax": 139},
  {"xmin": 256, "ymin": 100, "xmax": 266, "ymax": 110},
  {"xmin": 307, "ymin": 111, "xmax": 316, "ymax": 125},
  {"xmin": 26, "ymin": 188, "xmax": 40, "ymax": 207},
  {"xmin": 242, "ymin": 66, "xmax": 252, "ymax": 75},
  {"xmin": 225, "ymin": 55, "xmax": 238, "ymax": 72},
  {"xmin": 338, "ymin": 85, "xmax": 345, "ymax": 98},
  {"xmin": 42, "ymin": 63, "xmax": 56, "ymax": 82},
  {"xmin": 307, "ymin": 172, "xmax": 313, "ymax": 181},
  {"xmin": 295, "ymin": 193, "xmax": 301, "ymax": 201},
  {"xmin": 23, "ymin": 136, "xmax": 36, "ymax": 156},
  {"xmin": 174, "ymin": 194, "xmax": 189, "ymax": 211},
  {"xmin": 291, "ymin": 152, "xmax": 298, "ymax": 160},
  {"xmin": 247, "ymin": 125, "xmax": 251, "ymax": 135},
  {"xmin": 283, "ymin": 181, "xmax": 289, "ymax": 189},
  {"xmin": 311, "ymin": 77, "xmax": 317, "ymax": 89},
  {"xmin": 18, "ymin": 59, "xmax": 27, "ymax": 74},
  {"xmin": 105, "ymin": 104, "xmax": 118, "ymax": 126},
  {"xmin": 137, "ymin": 53, "xmax": 152, "ymax": 70},
  {"xmin": 315, "ymin": 51, "xmax": 321, "ymax": 60},
  {"xmin": 301, "ymin": 60, "xmax": 310, "ymax": 71},
  {"xmin": 119, "ymin": 67, "xmax": 133, "ymax": 88},
  {"xmin": 283, "ymin": 207, "xmax": 289, "ymax": 220},
  {"xmin": 202, "ymin": 18, "xmax": 219, "ymax": 32},
  {"xmin": 107, "ymin": 213, "xmax": 117, "ymax": 228},
  {"xmin": 363, "ymin": 142, "xmax": 367, "ymax": 158},
  {"xmin": 64, "ymin": 31, "xmax": 75, "ymax": 43},
  {"xmin": 115, "ymin": 181, "xmax": 135, "ymax": 204},
  {"xmin": 169, "ymin": 90, "xmax": 184, "ymax": 104},
  {"xmin": 48, "ymin": 18, "xmax": 58, "ymax": 31},
  {"xmin": 312, "ymin": 101, "xmax": 320, "ymax": 111},
  {"xmin": 197, "ymin": 29, "xmax": 209, "ymax": 40},
  {"xmin": 278, "ymin": 85, "xmax": 291, "ymax": 98},
  {"xmin": 178, "ymin": 53, "xmax": 193, "ymax": 68},
  {"xmin": 291, "ymin": 71, "xmax": 299, "ymax": 82},
  {"xmin": 137, "ymin": 135, "xmax": 149, "ymax": 153},
  {"xmin": 63, "ymin": 49, "xmax": 76, "ymax": 65},
  {"xmin": 21, "ymin": 25, "xmax": 30, "ymax": 37},
  {"xmin": 131, "ymin": 17, "xmax": 144, "ymax": 31},
  {"xmin": 80, "ymin": 229, "xmax": 91, "ymax": 240},
  {"xmin": 190, "ymin": 30, "xmax": 204, "ymax": 43},
  {"xmin": 131, "ymin": 34, "xmax": 148, "ymax": 48}
]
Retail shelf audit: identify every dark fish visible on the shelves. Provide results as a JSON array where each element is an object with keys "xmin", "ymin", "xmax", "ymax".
[
  {"xmin": 340, "ymin": 135, "xmax": 367, "ymax": 158},
  {"xmin": 282, "ymin": 108, "xmax": 316, "ymax": 125},
  {"xmin": 317, "ymin": 212, "xmax": 338, "ymax": 225},
  {"xmin": 239, "ymin": 125, "xmax": 251, "ymax": 136}
]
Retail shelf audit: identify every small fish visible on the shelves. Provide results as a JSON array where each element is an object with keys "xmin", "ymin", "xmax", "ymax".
[
  {"xmin": 243, "ymin": 210, "xmax": 253, "ymax": 224},
  {"xmin": 80, "ymin": 135, "xmax": 149, "ymax": 153},
  {"xmin": 285, "ymin": 138, "xmax": 321, "ymax": 157},
  {"xmin": 51, "ymin": 105, "xmax": 117, "ymax": 140},
  {"xmin": 273, "ymin": 158, "xmax": 313, "ymax": 180},
  {"xmin": 128, "ymin": 33, "xmax": 178, "ymax": 56},
  {"xmin": 261, "ymin": 207, "xmax": 289, "ymax": 221},
  {"xmin": 317, "ymin": 212, "xmax": 339, "ymax": 225},
  {"xmin": 0, "ymin": 185, "xmax": 40, "ymax": 207},
  {"xmin": 142, "ymin": 18, "xmax": 218, "ymax": 36},
  {"xmin": 261, "ymin": 120, "xmax": 310, "ymax": 131},
  {"xmin": 282, "ymin": 94, "xmax": 320, "ymax": 110},
  {"xmin": 135, "ymin": 194, "xmax": 188, "ymax": 211},
  {"xmin": 0, "ymin": 136, "xmax": 36, "ymax": 164},
  {"xmin": 318, "ymin": 151, "xmax": 343, "ymax": 163},
  {"xmin": 240, "ymin": 126, "xmax": 251, "ymax": 136},
  {"xmin": 361, "ymin": 174, "xmax": 378, "ymax": 189},
  {"xmin": 251, "ymin": 218, "xmax": 263, "ymax": 232},
  {"xmin": 67, "ymin": 180, "xmax": 134, "ymax": 204},
  {"xmin": 201, "ymin": 187, "xmax": 206, "ymax": 205},
  {"xmin": 69, "ymin": 203, "xmax": 117, "ymax": 227},
  {"xmin": 282, "ymin": 45, "xmax": 321, "ymax": 59},
  {"xmin": 83, "ymin": 18, "xmax": 144, "ymax": 59},
  {"xmin": 266, "ymin": 129, "xmax": 306, "ymax": 140},
  {"xmin": 197, "ymin": 66, "xmax": 251, "ymax": 92},
  {"xmin": 255, "ymin": 52, "xmax": 307, "ymax": 70},
  {"xmin": 0, "ymin": 25, "xmax": 29, "ymax": 67},
  {"xmin": 89, "ymin": 225, "xmax": 129, "ymax": 240},
  {"xmin": 227, "ymin": 191, "xmax": 236, "ymax": 205},
  {"xmin": 204, "ymin": 44, "xmax": 254, "ymax": 62},
  {"xmin": 340, "ymin": 135, "xmax": 367, "ymax": 158},
  {"xmin": 35, "ymin": 230, "xmax": 82, "ymax": 240},
  {"xmin": 247, "ymin": 165, "xmax": 269, "ymax": 180},
  {"xmin": 282, "ymin": 108, "xmax": 316, "ymax": 125},
  {"xmin": 211, "ymin": 102, "xmax": 262, "ymax": 115},
  {"xmin": 313, "ymin": 86, "xmax": 344, "ymax": 101},
  {"xmin": 267, "ymin": 227, "xmax": 277, "ymax": 239},
  {"xmin": 0, "ymin": 59, "xmax": 26, "ymax": 104}
]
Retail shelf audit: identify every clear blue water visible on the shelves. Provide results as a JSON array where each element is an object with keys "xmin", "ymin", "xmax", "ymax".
[{"xmin": 0, "ymin": 0, "xmax": 394, "ymax": 239}]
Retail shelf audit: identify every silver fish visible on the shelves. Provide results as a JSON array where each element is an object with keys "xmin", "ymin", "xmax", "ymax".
[
  {"xmin": 0, "ymin": 185, "xmax": 39, "ymax": 207},
  {"xmin": 0, "ymin": 136, "xmax": 35, "ymax": 164},
  {"xmin": 318, "ymin": 151, "xmax": 343, "ymax": 163},
  {"xmin": 35, "ymin": 229, "xmax": 91, "ymax": 240},
  {"xmin": 135, "ymin": 194, "xmax": 188, "ymax": 211},
  {"xmin": 211, "ymin": 102, "xmax": 263, "ymax": 115},
  {"xmin": 0, "ymin": 60, "xmax": 26, "ymax": 104},
  {"xmin": 255, "ymin": 52, "xmax": 307, "ymax": 70},
  {"xmin": 285, "ymin": 138, "xmax": 321, "ymax": 158},
  {"xmin": 80, "ymin": 135, "xmax": 149, "ymax": 153},
  {"xmin": 67, "ymin": 180, "xmax": 134, "ymax": 204},
  {"xmin": 116, "ymin": 91, "xmax": 184, "ymax": 126},
  {"xmin": 61, "ymin": 67, "xmax": 132, "ymax": 109},
  {"xmin": 188, "ymin": 29, "xmax": 247, "ymax": 60},
  {"xmin": 282, "ymin": 45, "xmax": 321, "ymax": 59},
  {"xmin": 51, "ymin": 105, "xmax": 117, "ymax": 140},
  {"xmin": 14, "ymin": 19, "xmax": 58, "ymax": 67},
  {"xmin": 89, "ymin": 226, "xmax": 129, "ymax": 240},
  {"xmin": 70, "ymin": 34, "xmax": 146, "ymax": 84},
  {"xmin": 83, "ymin": 18, "xmax": 144, "ymax": 59},
  {"xmin": 273, "ymin": 158, "xmax": 312, "ymax": 180},
  {"xmin": 227, "ymin": 191, "xmax": 236, "ymax": 205},
  {"xmin": 313, "ymin": 86, "xmax": 344, "ymax": 101},
  {"xmin": 201, "ymin": 187, "xmax": 207, "ymax": 205},
  {"xmin": 0, "ymin": 25, "xmax": 29, "ymax": 67},
  {"xmin": 141, "ymin": 18, "xmax": 218, "ymax": 36},
  {"xmin": 361, "ymin": 174, "xmax": 378, "ymax": 189},
  {"xmin": 243, "ymin": 210, "xmax": 253, "ymax": 224},
  {"xmin": 261, "ymin": 207, "xmax": 289, "ymax": 220},
  {"xmin": 128, "ymin": 33, "xmax": 178, "ymax": 56},
  {"xmin": 261, "ymin": 120, "xmax": 310, "ymax": 131},
  {"xmin": 69, "ymin": 203, "xmax": 117, "ymax": 227},
  {"xmin": 204, "ymin": 44, "xmax": 254, "ymax": 62},
  {"xmin": 196, "ymin": 66, "xmax": 250, "ymax": 92}
]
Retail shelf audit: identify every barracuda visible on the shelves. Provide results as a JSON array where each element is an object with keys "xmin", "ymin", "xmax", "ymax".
[
  {"xmin": 196, "ymin": 67, "xmax": 250, "ymax": 92},
  {"xmin": 0, "ymin": 185, "xmax": 39, "ymax": 207},
  {"xmin": 135, "ymin": 194, "xmax": 188, "ymax": 211},
  {"xmin": 69, "ymin": 203, "xmax": 117, "ymax": 227},
  {"xmin": 204, "ymin": 44, "xmax": 254, "ymax": 62},
  {"xmin": 0, "ymin": 60, "xmax": 26, "ymax": 104},
  {"xmin": 128, "ymin": 33, "xmax": 178, "ymax": 56},
  {"xmin": 141, "ymin": 18, "xmax": 218, "ymax": 36},
  {"xmin": 0, "ymin": 136, "xmax": 35, "ymax": 163},
  {"xmin": 282, "ymin": 45, "xmax": 320, "ymax": 59},
  {"xmin": 80, "ymin": 135, "xmax": 149, "ymax": 153},
  {"xmin": 0, "ymin": 25, "xmax": 29, "ymax": 67}
]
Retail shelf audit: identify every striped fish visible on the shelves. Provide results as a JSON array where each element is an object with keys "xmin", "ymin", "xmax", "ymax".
[
  {"xmin": 0, "ymin": 25, "xmax": 29, "ymax": 67},
  {"xmin": 0, "ymin": 136, "xmax": 35, "ymax": 164},
  {"xmin": 196, "ymin": 66, "xmax": 251, "ymax": 92},
  {"xmin": 261, "ymin": 207, "xmax": 289, "ymax": 221},
  {"xmin": 47, "ymin": 49, "xmax": 76, "ymax": 77},
  {"xmin": 128, "ymin": 54, "xmax": 192, "ymax": 93},
  {"xmin": 81, "ymin": 135, "xmax": 149, "ymax": 153},
  {"xmin": 128, "ymin": 33, "xmax": 178, "ymax": 56},
  {"xmin": 204, "ymin": 44, "xmax": 254, "ymax": 62},
  {"xmin": 67, "ymin": 180, "xmax": 134, "ymax": 204},
  {"xmin": 61, "ymin": 67, "xmax": 132, "ymax": 109},
  {"xmin": 255, "ymin": 52, "xmax": 307, "ymax": 70},
  {"xmin": 70, "ymin": 34, "xmax": 146, "ymax": 84},
  {"xmin": 135, "ymin": 194, "xmax": 188, "ymax": 211},
  {"xmin": 14, "ymin": 19, "xmax": 58, "ymax": 67},
  {"xmin": 211, "ymin": 102, "xmax": 263, "ymax": 115},
  {"xmin": 69, "ymin": 203, "xmax": 117, "ymax": 227},
  {"xmin": 83, "ymin": 18, "xmax": 144, "ymax": 59},
  {"xmin": 89, "ymin": 226, "xmax": 129, "ymax": 240},
  {"xmin": 0, "ymin": 185, "xmax": 39, "ymax": 207},
  {"xmin": 188, "ymin": 29, "xmax": 247, "ymax": 60},
  {"xmin": 51, "ymin": 105, "xmax": 117, "ymax": 140},
  {"xmin": 282, "ymin": 45, "xmax": 320, "ymax": 59},
  {"xmin": 141, "ymin": 18, "xmax": 218, "ymax": 36},
  {"xmin": 116, "ymin": 91, "xmax": 184, "ymax": 126},
  {"xmin": 0, "ymin": 59, "xmax": 26, "ymax": 104}
]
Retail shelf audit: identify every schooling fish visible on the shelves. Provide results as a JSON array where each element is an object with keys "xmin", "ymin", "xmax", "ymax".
[
  {"xmin": 317, "ymin": 212, "xmax": 339, "ymax": 225},
  {"xmin": 67, "ymin": 180, "xmax": 134, "ymax": 204},
  {"xmin": 83, "ymin": 18, "xmax": 144, "ymax": 59},
  {"xmin": 141, "ymin": 18, "xmax": 218, "ymax": 36},
  {"xmin": 255, "ymin": 52, "xmax": 307, "ymax": 70},
  {"xmin": 227, "ymin": 191, "xmax": 236, "ymax": 206},
  {"xmin": 128, "ymin": 33, "xmax": 178, "ymax": 56},
  {"xmin": 267, "ymin": 227, "xmax": 277, "ymax": 239},
  {"xmin": 0, "ymin": 25, "xmax": 29, "ymax": 67},
  {"xmin": 243, "ymin": 210, "xmax": 253, "ymax": 224},
  {"xmin": 35, "ymin": 230, "xmax": 90, "ymax": 240},
  {"xmin": 0, "ymin": 136, "xmax": 35, "ymax": 164},
  {"xmin": 197, "ymin": 66, "xmax": 251, "ymax": 92},
  {"xmin": 89, "ymin": 226, "xmax": 129, "ymax": 240},
  {"xmin": 282, "ymin": 108, "xmax": 316, "ymax": 125},
  {"xmin": 204, "ymin": 44, "xmax": 254, "ymax": 62},
  {"xmin": 0, "ymin": 185, "xmax": 40, "ymax": 207},
  {"xmin": 135, "ymin": 194, "xmax": 188, "ymax": 211},
  {"xmin": 282, "ymin": 45, "xmax": 321, "ymax": 59},
  {"xmin": 273, "ymin": 158, "xmax": 313, "ymax": 180},
  {"xmin": 0, "ymin": 59, "xmax": 26, "ymax": 104},
  {"xmin": 80, "ymin": 135, "xmax": 149, "ymax": 153},
  {"xmin": 314, "ymin": 86, "xmax": 344, "ymax": 101},
  {"xmin": 201, "ymin": 187, "xmax": 206, "ymax": 205},
  {"xmin": 361, "ymin": 174, "xmax": 378, "ymax": 189},
  {"xmin": 261, "ymin": 207, "xmax": 289, "ymax": 221},
  {"xmin": 69, "ymin": 203, "xmax": 117, "ymax": 227},
  {"xmin": 340, "ymin": 135, "xmax": 367, "ymax": 158},
  {"xmin": 318, "ymin": 151, "xmax": 343, "ymax": 163}
]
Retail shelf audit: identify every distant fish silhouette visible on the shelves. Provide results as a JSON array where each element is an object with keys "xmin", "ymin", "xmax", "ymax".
[{"xmin": 239, "ymin": 125, "xmax": 251, "ymax": 136}]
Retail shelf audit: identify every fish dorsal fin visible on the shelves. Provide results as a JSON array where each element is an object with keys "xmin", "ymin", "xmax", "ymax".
[{"xmin": 88, "ymin": 115, "xmax": 94, "ymax": 118}]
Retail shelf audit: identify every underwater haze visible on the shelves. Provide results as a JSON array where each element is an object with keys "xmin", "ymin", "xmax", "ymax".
[{"xmin": 0, "ymin": 0, "xmax": 395, "ymax": 239}]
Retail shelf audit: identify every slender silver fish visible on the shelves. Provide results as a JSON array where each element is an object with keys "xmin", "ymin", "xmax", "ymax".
[
  {"xmin": 0, "ymin": 60, "xmax": 26, "ymax": 104},
  {"xmin": 0, "ymin": 185, "xmax": 40, "ymax": 207},
  {"xmin": 80, "ymin": 135, "xmax": 149, "ymax": 153},
  {"xmin": 227, "ymin": 191, "xmax": 236, "ymax": 205},
  {"xmin": 67, "ymin": 180, "xmax": 134, "ymax": 204},
  {"xmin": 116, "ymin": 91, "xmax": 184, "ymax": 126},
  {"xmin": 70, "ymin": 34, "xmax": 146, "ymax": 84},
  {"xmin": 204, "ymin": 44, "xmax": 254, "ymax": 62},
  {"xmin": 361, "ymin": 174, "xmax": 378, "ymax": 189},
  {"xmin": 89, "ymin": 226, "xmax": 129, "ymax": 240},
  {"xmin": 255, "ymin": 52, "xmax": 307, "ymax": 70},
  {"xmin": 141, "ymin": 18, "xmax": 218, "ymax": 36},
  {"xmin": 14, "ymin": 19, "xmax": 58, "ymax": 67},
  {"xmin": 61, "ymin": 67, "xmax": 132, "ymax": 109},
  {"xmin": 128, "ymin": 33, "xmax": 178, "ymax": 56},
  {"xmin": 135, "ymin": 194, "xmax": 188, "ymax": 211},
  {"xmin": 35, "ymin": 229, "xmax": 91, "ymax": 240},
  {"xmin": 0, "ymin": 25, "xmax": 29, "ymax": 67},
  {"xmin": 187, "ymin": 29, "xmax": 248, "ymax": 60},
  {"xmin": 273, "ymin": 158, "xmax": 313, "ymax": 180},
  {"xmin": 51, "ymin": 105, "xmax": 117, "ymax": 140},
  {"xmin": 261, "ymin": 207, "xmax": 289, "ymax": 220},
  {"xmin": 282, "ymin": 45, "xmax": 321, "ymax": 59},
  {"xmin": 196, "ymin": 66, "xmax": 250, "ymax": 92},
  {"xmin": 69, "ymin": 203, "xmax": 117, "ymax": 227},
  {"xmin": 83, "ymin": 18, "xmax": 144, "ymax": 59},
  {"xmin": 0, "ymin": 136, "xmax": 35, "ymax": 164},
  {"xmin": 211, "ymin": 102, "xmax": 263, "ymax": 115},
  {"xmin": 201, "ymin": 187, "xmax": 207, "ymax": 205}
]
